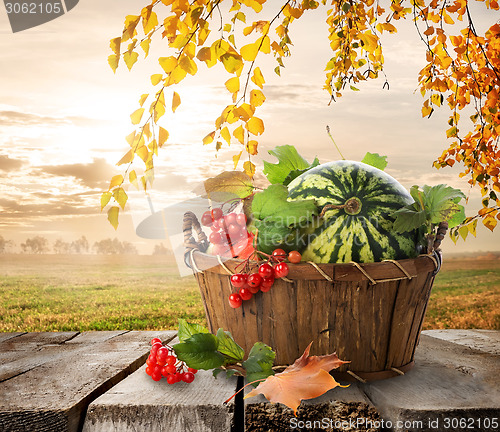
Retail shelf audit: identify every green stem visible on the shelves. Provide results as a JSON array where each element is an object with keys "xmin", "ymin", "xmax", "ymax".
[{"xmin": 326, "ymin": 125, "xmax": 346, "ymax": 160}]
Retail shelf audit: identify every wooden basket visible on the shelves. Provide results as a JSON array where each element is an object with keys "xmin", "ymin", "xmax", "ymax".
[{"xmin": 183, "ymin": 212, "xmax": 445, "ymax": 382}]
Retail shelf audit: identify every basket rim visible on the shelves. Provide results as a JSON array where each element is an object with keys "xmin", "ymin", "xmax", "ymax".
[{"xmin": 188, "ymin": 249, "xmax": 441, "ymax": 283}]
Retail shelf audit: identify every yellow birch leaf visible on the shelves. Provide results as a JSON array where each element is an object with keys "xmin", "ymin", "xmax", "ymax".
[
  {"xmin": 113, "ymin": 187, "xmax": 128, "ymax": 210},
  {"xmin": 196, "ymin": 46, "xmax": 212, "ymax": 62},
  {"xmin": 101, "ymin": 191, "xmax": 112, "ymax": 210},
  {"xmin": 109, "ymin": 174, "xmax": 124, "ymax": 190},
  {"xmin": 129, "ymin": 170, "xmax": 138, "ymax": 189},
  {"xmin": 138, "ymin": 94, "xmax": 148, "ymax": 107},
  {"xmin": 159, "ymin": 56, "xmax": 178, "ymax": 73},
  {"xmin": 140, "ymin": 38, "xmax": 152, "ymax": 57},
  {"xmin": 251, "ymin": 67, "xmax": 265, "ymax": 89},
  {"xmin": 243, "ymin": 160, "xmax": 256, "ymax": 178},
  {"xmin": 123, "ymin": 51, "xmax": 139, "ymax": 71},
  {"xmin": 246, "ymin": 116, "xmax": 265, "ymax": 135},
  {"xmin": 152, "ymin": 101, "xmax": 165, "ymax": 123},
  {"xmin": 431, "ymin": 93, "xmax": 442, "ymax": 107},
  {"xmin": 136, "ymin": 146, "xmax": 149, "ymax": 162},
  {"xmin": 126, "ymin": 131, "xmax": 136, "ymax": 147},
  {"xmin": 241, "ymin": 41, "xmax": 259, "ymax": 61},
  {"xmin": 107, "ymin": 207, "xmax": 120, "ymax": 230},
  {"xmin": 467, "ymin": 219, "xmax": 478, "ymax": 237},
  {"xmin": 246, "ymin": 140, "xmax": 258, "ymax": 155},
  {"xmin": 123, "ymin": 15, "xmax": 140, "ymax": 41},
  {"xmin": 130, "ymin": 108, "xmax": 145, "ymax": 125},
  {"xmin": 233, "ymin": 150, "xmax": 243, "ymax": 168},
  {"xmin": 172, "ymin": 92, "xmax": 181, "ymax": 113},
  {"xmin": 108, "ymin": 55, "xmax": 119, "ymax": 73},
  {"xmin": 203, "ymin": 131, "xmax": 215, "ymax": 145},
  {"xmin": 117, "ymin": 149, "xmax": 134, "ymax": 166},
  {"xmin": 233, "ymin": 125, "xmax": 245, "ymax": 144},
  {"xmin": 250, "ymin": 89, "xmax": 266, "ymax": 107},
  {"xmin": 234, "ymin": 103, "xmax": 255, "ymax": 121},
  {"xmin": 148, "ymin": 139, "xmax": 158, "ymax": 156},
  {"xmin": 159, "ymin": 127, "xmax": 169, "ymax": 147},
  {"xmin": 151, "ymin": 74, "xmax": 163, "ymax": 86},
  {"xmin": 142, "ymin": 9, "xmax": 158, "ymax": 34},
  {"xmin": 483, "ymin": 216, "xmax": 497, "ymax": 231},
  {"xmin": 259, "ymin": 35, "xmax": 271, "ymax": 54},
  {"xmin": 110, "ymin": 37, "xmax": 121, "ymax": 55},
  {"xmin": 168, "ymin": 66, "xmax": 188, "ymax": 84},
  {"xmin": 179, "ymin": 55, "xmax": 198, "ymax": 75},
  {"xmin": 143, "ymin": 122, "xmax": 151, "ymax": 139},
  {"xmin": 225, "ymin": 77, "xmax": 240, "ymax": 94},
  {"xmin": 220, "ymin": 53, "xmax": 243, "ymax": 74},
  {"xmin": 458, "ymin": 225, "xmax": 468, "ymax": 241},
  {"xmin": 221, "ymin": 126, "xmax": 231, "ymax": 144}
]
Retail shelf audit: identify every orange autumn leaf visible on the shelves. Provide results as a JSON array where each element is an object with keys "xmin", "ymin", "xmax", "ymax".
[{"xmin": 244, "ymin": 342, "xmax": 349, "ymax": 415}]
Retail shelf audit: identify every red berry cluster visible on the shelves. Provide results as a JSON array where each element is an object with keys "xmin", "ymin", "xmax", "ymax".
[
  {"xmin": 201, "ymin": 208, "xmax": 249, "ymax": 257},
  {"xmin": 145, "ymin": 338, "xmax": 198, "ymax": 384},
  {"xmin": 228, "ymin": 248, "xmax": 301, "ymax": 308}
]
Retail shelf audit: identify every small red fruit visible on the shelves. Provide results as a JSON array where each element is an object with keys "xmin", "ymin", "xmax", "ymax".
[
  {"xmin": 247, "ymin": 273, "xmax": 262, "ymax": 288},
  {"xmin": 274, "ymin": 262, "xmax": 289, "ymax": 278},
  {"xmin": 288, "ymin": 250, "xmax": 302, "ymax": 264},
  {"xmin": 239, "ymin": 287, "xmax": 253, "ymax": 301},
  {"xmin": 151, "ymin": 371, "xmax": 162, "ymax": 381},
  {"xmin": 150, "ymin": 341, "xmax": 163, "ymax": 355},
  {"xmin": 150, "ymin": 337, "xmax": 162, "ymax": 345},
  {"xmin": 260, "ymin": 276, "xmax": 274, "ymax": 292},
  {"xmin": 230, "ymin": 273, "xmax": 246, "ymax": 288},
  {"xmin": 258, "ymin": 263, "xmax": 273, "ymax": 278},
  {"xmin": 167, "ymin": 374, "xmax": 177, "ymax": 384},
  {"xmin": 229, "ymin": 293, "xmax": 243, "ymax": 308},
  {"xmin": 236, "ymin": 213, "xmax": 247, "ymax": 226},
  {"xmin": 201, "ymin": 211, "xmax": 213, "ymax": 226},
  {"xmin": 188, "ymin": 367, "xmax": 198, "ymax": 374},
  {"xmin": 209, "ymin": 231, "xmax": 224, "ymax": 244},
  {"xmin": 182, "ymin": 372, "xmax": 195, "ymax": 383},
  {"xmin": 272, "ymin": 248, "xmax": 287, "ymax": 262},
  {"xmin": 165, "ymin": 355, "xmax": 176, "ymax": 365},
  {"xmin": 225, "ymin": 212, "xmax": 237, "ymax": 225},
  {"xmin": 211, "ymin": 208, "xmax": 223, "ymax": 220}
]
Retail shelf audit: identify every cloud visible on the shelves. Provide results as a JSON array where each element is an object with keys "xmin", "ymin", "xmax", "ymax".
[
  {"xmin": 0, "ymin": 195, "xmax": 97, "ymax": 218},
  {"xmin": 0, "ymin": 110, "xmax": 70, "ymax": 126},
  {"xmin": 35, "ymin": 158, "xmax": 118, "ymax": 189},
  {"xmin": 0, "ymin": 154, "xmax": 24, "ymax": 172}
]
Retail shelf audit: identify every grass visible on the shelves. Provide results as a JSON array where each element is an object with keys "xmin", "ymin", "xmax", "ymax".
[{"xmin": 1, "ymin": 254, "xmax": 499, "ymax": 332}]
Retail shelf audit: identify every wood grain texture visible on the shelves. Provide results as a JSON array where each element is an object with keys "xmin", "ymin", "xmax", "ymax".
[
  {"xmin": 0, "ymin": 331, "xmax": 176, "ymax": 432},
  {"xmin": 192, "ymin": 252, "xmax": 438, "ymax": 372}
]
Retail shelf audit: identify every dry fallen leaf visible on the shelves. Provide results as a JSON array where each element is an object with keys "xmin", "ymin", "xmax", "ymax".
[{"xmin": 244, "ymin": 342, "xmax": 349, "ymax": 415}]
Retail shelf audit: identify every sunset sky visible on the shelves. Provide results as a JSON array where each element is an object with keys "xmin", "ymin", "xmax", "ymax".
[{"xmin": 0, "ymin": 0, "xmax": 499, "ymax": 259}]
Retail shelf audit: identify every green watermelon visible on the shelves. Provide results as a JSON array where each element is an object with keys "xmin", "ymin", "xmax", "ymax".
[{"xmin": 287, "ymin": 160, "xmax": 418, "ymax": 263}]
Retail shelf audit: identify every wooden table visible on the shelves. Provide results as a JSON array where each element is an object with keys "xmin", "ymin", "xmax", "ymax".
[{"xmin": 1, "ymin": 330, "xmax": 499, "ymax": 432}]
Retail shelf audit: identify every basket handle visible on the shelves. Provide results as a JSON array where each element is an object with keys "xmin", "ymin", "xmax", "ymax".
[
  {"xmin": 183, "ymin": 211, "xmax": 209, "ymax": 254},
  {"xmin": 429, "ymin": 221, "xmax": 448, "ymax": 253}
]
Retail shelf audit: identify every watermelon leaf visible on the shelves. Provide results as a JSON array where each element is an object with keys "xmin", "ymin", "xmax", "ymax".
[
  {"xmin": 361, "ymin": 152, "xmax": 388, "ymax": 171},
  {"xmin": 393, "ymin": 184, "xmax": 466, "ymax": 233},
  {"xmin": 252, "ymin": 184, "xmax": 317, "ymax": 226},
  {"xmin": 263, "ymin": 145, "xmax": 319, "ymax": 185}
]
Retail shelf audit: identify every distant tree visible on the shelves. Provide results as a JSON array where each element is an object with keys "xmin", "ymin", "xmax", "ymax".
[
  {"xmin": 53, "ymin": 239, "xmax": 71, "ymax": 254},
  {"xmin": 21, "ymin": 236, "xmax": 49, "ymax": 254},
  {"xmin": 0, "ymin": 235, "xmax": 13, "ymax": 253},
  {"xmin": 71, "ymin": 235, "xmax": 89, "ymax": 254},
  {"xmin": 152, "ymin": 243, "xmax": 170, "ymax": 255},
  {"xmin": 93, "ymin": 238, "xmax": 138, "ymax": 254}
]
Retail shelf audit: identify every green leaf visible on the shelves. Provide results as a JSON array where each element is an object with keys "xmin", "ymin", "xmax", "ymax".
[
  {"xmin": 361, "ymin": 152, "xmax": 388, "ymax": 171},
  {"xmin": 254, "ymin": 219, "xmax": 301, "ymax": 254},
  {"xmin": 392, "ymin": 206, "xmax": 427, "ymax": 233},
  {"xmin": 173, "ymin": 333, "xmax": 224, "ymax": 370},
  {"xmin": 252, "ymin": 184, "xmax": 317, "ymax": 226},
  {"xmin": 213, "ymin": 368, "xmax": 237, "ymax": 379},
  {"xmin": 242, "ymin": 342, "xmax": 275, "ymax": 387},
  {"xmin": 263, "ymin": 145, "xmax": 319, "ymax": 185},
  {"xmin": 216, "ymin": 329, "xmax": 245, "ymax": 364},
  {"xmin": 178, "ymin": 319, "xmax": 210, "ymax": 342},
  {"xmin": 202, "ymin": 171, "xmax": 254, "ymax": 202}
]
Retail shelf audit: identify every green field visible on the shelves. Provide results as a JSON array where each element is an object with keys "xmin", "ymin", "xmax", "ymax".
[{"xmin": 0, "ymin": 254, "xmax": 499, "ymax": 332}]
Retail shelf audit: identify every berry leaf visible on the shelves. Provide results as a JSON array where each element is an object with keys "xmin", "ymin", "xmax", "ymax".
[
  {"xmin": 178, "ymin": 319, "xmax": 210, "ymax": 342},
  {"xmin": 263, "ymin": 145, "xmax": 319, "ymax": 185},
  {"xmin": 242, "ymin": 342, "xmax": 275, "ymax": 386},
  {"xmin": 173, "ymin": 333, "xmax": 225, "ymax": 370},
  {"xmin": 216, "ymin": 329, "xmax": 245, "ymax": 364},
  {"xmin": 361, "ymin": 152, "xmax": 388, "ymax": 171},
  {"xmin": 244, "ymin": 342, "xmax": 349, "ymax": 414}
]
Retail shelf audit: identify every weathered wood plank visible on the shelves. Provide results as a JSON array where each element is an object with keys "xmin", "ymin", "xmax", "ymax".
[
  {"xmin": 83, "ymin": 339, "xmax": 239, "ymax": 432},
  {"xmin": 363, "ymin": 333, "xmax": 500, "ymax": 432},
  {"xmin": 423, "ymin": 329, "xmax": 500, "ymax": 356},
  {"xmin": 0, "ymin": 331, "xmax": 176, "ymax": 432}
]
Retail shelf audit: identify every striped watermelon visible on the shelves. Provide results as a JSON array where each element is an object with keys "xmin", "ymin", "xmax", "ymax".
[{"xmin": 287, "ymin": 160, "xmax": 418, "ymax": 263}]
